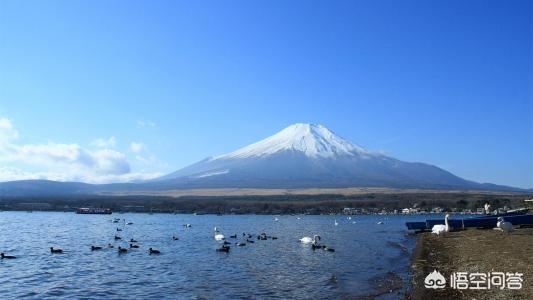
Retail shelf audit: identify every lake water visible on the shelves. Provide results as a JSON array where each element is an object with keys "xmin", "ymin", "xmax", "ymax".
[{"xmin": 0, "ymin": 212, "xmax": 434, "ymax": 299}]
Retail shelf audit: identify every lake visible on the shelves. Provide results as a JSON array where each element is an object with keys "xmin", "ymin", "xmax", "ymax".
[{"xmin": 0, "ymin": 212, "xmax": 434, "ymax": 299}]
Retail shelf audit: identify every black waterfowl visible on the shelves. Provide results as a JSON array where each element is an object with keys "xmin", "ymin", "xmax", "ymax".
[
  {"xmin": 229, "ymin": 234, "xmax": 237, "ymax": 239},
  {"xmin": 114, "ymin": 235, "xmax": 122, "ymax": 240},
  {"xmin": 236, "ymin": 242, "xmax": 246, "ymax": 246},
  {"xmin": 183, "ymin": 224, "xmax": 192, "ymax": 228},
  {"xmin": 130, "ymin": 239, "xmax": 138, "ymax": 243},
  {"xmin": 223, "ymin": 241, "xmax": 231, "ymax": 245},
  {"xmin": 172, "ymin": 236, "xmax": 179, "ymax": 240},
  {"xmin": 246, "ymin": 239, "xmax": 255, "ymax": 243},
  {"xmin": 130, "ymin": 244, "xmax": 139, "ymax": 248},
  {"xmin": 324, "ymin": 247, "xmax": 335, "ymax": 252},
  {"xmin": 50, "ymin": 247, "xmax": 63, "ymax": 253},
  {"xmin": 91, "ymin": 246, "xmax": 102, "ymax": 251},
  {"xmin": 272, "ymin": 236, "xmax": 278, "ymax": 240},
  {"xmin": 108, "ymin": 243, "xmax": 114, "ymax": 248},
  {"xmin": 1, "ymin": 253, "xmax": 16, "ymax": 259},
  {"xmin": 116, "ymin": 228, "xmax": 122, "ymax": 231},
  {"xmin": 311, "ymin": 244, "xmax": 323, "ymax": 250},
  {"xmin": 117, "ymin": 246, "xmax": 128, "ymax": 253},
  {"xmin": 149, "ymin": 248, "xmax": 160, "ymax": 254},
  {"xmin": 216, "ymin": 245, "xmax": 230, "ymax": 253}
]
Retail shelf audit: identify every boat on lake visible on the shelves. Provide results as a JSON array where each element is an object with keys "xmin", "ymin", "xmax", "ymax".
[
  {"xmin": 406, "ymin": 208, "xmax": 531, "ymax": 231},
  {"xmin": 76, "ymin": 207, "xmax": 112, "ymax": 214}
]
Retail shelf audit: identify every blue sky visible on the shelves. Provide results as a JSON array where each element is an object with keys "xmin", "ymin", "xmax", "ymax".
[{"xmin": 0, "ymin": 0, "xmax": 531, "ymax": 188}]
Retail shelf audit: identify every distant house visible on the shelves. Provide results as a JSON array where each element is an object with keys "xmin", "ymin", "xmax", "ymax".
[{"xmin": 402, "ymin": 208, "xmax": 410, "ymax": 214}]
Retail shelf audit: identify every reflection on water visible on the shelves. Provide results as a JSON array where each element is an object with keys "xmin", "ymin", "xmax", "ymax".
[{"xmin": 0, "ymin": 212, "xmax": 430, "ymax": 299}]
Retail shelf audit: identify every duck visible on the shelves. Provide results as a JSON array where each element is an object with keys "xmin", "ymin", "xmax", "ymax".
[
  {"xmin": 223, "ymin": 241, "xmax": 231, "ymax": 245},
  {"xmin": 216, "ymin": 245, "xmax": 230, "ymax": 253},
  {"xmin": 107, "ymin": 243, "xmax": 114, "ymax": 248},
  {"xmin": 117, "ymin": 246, "xmax": 128, "ymax": 253},
  {"xmin": 431, "ymin": 214, "xmax": 450, "ymax": 235},
  {"xmin": 149, "ymin": 248, "xmax": 160, "ymax": 254},
  {"xmin": 91, "ymin": 246, "xmax": 102, "ymax": 251},
  {"xmin": 1, "ymin": 253, "xmax": 16, "ymax": 259},
  {"xmin": 246, "ymin": 239, "xmax": 255, "ymax": 243},
  {"xmin": 323, "ymin": 246, "xmax": 335, "ymax": 252},
  {"xmin": 116, "ymin": 228, "xmax": 122, "ymax": 232},
  {"xmin": 126, "ymin": 222, "xmax": 133, "ymax": 225},
  {"xmin": 377, "ymin": 221, "xmax": 384, "ymax": 225},
  {"xmin": 172, "ymin": 235, "xmax": 179, "ymax": 240},
  {"xmin": 311, "ymin": 243, "xmax": 324, "ymax": 250},
  {"xmin": 129, "ymin": 238, "xmax": 138, "ymax": 243},
  {"xmin": 130, "ymin": 244, "xmax": 139, "ymax": 249},
  {"xmin": 497, "ymin": 217, "xmax": 513, "ymax": 232},
  {"xmin": 229, "ymin": 234, "xmax": 237, "ymax": 239},
  {"xmin": 114, "ymin": 235, "xmax": 122, "ymax": 240},
  {"xmin": 236, "ymin": 242, "xmax": 246, "ymax": 246},
  {"xmin": 271, "ymin": 236, "xmax": 278, "ymax": 240},
  {"xmin": 183, "ymin": 224, "xmax": 192, "ymax": 228},
  {"xmin": 50, "ymin": 247, "xmax": 63, "ymax": 253}
]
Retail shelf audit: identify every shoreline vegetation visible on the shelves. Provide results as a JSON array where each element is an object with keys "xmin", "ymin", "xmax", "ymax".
[
  {"xmin": 0, "ymin": 190, "xmax": 531, "ymax": 214},
  {"xmin": 408, "ymin": 228, "xmax": 533, "ymax": 299}
]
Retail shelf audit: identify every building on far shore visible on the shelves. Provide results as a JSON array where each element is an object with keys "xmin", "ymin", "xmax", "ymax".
[
  {"xmin": 15, "ymin": 203, "xmax": 52, "ymax": 211},
  {"xmin": 121, "ymin": 205, "xmax": 145, "ymax": 212}
]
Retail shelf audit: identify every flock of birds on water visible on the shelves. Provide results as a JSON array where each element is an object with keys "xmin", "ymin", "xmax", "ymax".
[{"xmin": 0, "ymin": 216, "xmax": 383, "ymax": 260}]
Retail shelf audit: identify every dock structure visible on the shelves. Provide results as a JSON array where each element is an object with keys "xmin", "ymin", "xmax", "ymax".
[{"xmin": 406, "ymin": 209, "xmax": 532, "ymax": 232}]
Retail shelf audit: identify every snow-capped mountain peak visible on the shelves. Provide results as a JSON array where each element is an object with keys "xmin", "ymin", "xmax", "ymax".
[{"xmin": 212, "ymin": 123, "xmax": 372, "ymax": 160}]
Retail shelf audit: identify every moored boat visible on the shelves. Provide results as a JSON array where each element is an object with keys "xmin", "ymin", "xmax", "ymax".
[{"xmin": 76, "ymin": 207, "xmax": 112, "ymax": 214}]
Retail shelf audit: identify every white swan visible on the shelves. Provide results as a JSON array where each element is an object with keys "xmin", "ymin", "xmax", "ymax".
[
  {"xmin": 496, "ymin": 217, "xmax": 513, "ymax": 232},
  {"xmin": 431, "ymin": 214, "xmax": 450, "ymax": 235},
  {"xmin": 214, "ymin": 227, "xmax": 225, "ymax": 240},
  {"xmin": 300, "ymin": 235, "xmax": 320, "ymax": 244},
  {"xmin": 334, "ymin": 220, "xmax": 338, "ymax": 226}
]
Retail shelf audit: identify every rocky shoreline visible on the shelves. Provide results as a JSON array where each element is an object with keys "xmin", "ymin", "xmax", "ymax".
[{"xmin": 408, "ymin": 228, "xmax": 532, "ymax": 299}]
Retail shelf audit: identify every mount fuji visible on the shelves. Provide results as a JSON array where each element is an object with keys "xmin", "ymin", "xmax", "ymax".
[
  {"xmin": 0, "ymin": 123, "xmax": 524, "ymax": 196},
  {"xmin": 150, "ymin": 123, "xmax": 496, "ymax": 190}
]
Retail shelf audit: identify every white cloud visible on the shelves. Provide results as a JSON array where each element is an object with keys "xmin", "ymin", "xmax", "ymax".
[
  {"xmin": 0, "ymin": 117, "xmax": 163, "ymax": 183},
  {"xmin": 0, "ymin": 167, "xmax": 162, "ymax": 184},
  {"xmin": 130, "ymin": 142, "xmax": 145, "ymax": 153},
  {"xmin": 0, "ymin": 117, "xmax": 18, "ymax": 142},
  {"xmin": 137, "ymin": 120, "xmax": 156, "ymax": 128},
  {"xmin": 91, "ymin": 136, "xmax": 116, "ymax": 148}
]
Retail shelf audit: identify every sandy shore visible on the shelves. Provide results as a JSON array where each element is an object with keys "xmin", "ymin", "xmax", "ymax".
[{"xmin": 408, "ymin": 227, "xmax": 533, "ymax": 299}]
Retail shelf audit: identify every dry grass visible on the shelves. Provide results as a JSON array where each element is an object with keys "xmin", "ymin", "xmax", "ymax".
[{"xmin": 409, "ymin": 228, "xmax": 533, "ymax": 299}]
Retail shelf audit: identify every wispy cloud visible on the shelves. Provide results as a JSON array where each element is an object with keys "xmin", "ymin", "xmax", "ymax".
[
  {"xmin": 0, "ymin": 167, "xmax": 162, "ymax": 184},
  {"xmin": 137, "ymin": 120, "xmax": 156, "ymax": 128},
  {"xmin": 91, "ymin": 136, "xmax": 117, "ymax": 148},
  {"xmin": 130, "ymin": 141, "xmax": 145, "ymax": 153},
  {"xmin": 0, "ymin": 117, "xmax": 162, "ymax": 183}
]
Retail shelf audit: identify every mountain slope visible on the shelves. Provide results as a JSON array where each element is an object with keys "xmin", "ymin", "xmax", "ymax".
[{"xmin": 153, "ymin": 123, "xmax": 501, "ymax": 190}]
